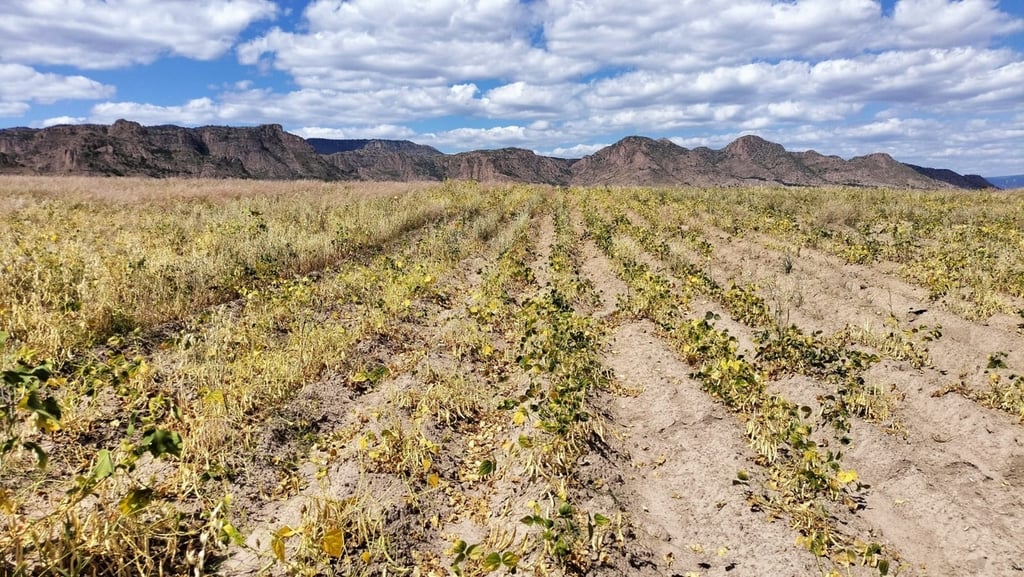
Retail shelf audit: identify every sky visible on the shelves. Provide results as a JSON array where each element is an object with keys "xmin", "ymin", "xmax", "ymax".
[{"xmin": 1, "ymin": 0, "xmax": 1023, "ymax": 176}]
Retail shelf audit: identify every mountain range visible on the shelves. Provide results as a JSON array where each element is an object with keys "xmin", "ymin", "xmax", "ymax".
[
  {"xmin": 986, "ymin": 175, "xmax": 1024, "ymax": 190},
  {"xmin": 0, "ymin": 120, "xmax": 998, "ymax": 190}
]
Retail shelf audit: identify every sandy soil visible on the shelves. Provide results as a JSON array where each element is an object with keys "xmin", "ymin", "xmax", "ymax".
[
  {"xmin": 217, "ymin": 206, "xmax": 1024, "ymax": 577},
  {"xmin": 623, "ymin": 217, "xmax": 1024, "ymax": 576}
]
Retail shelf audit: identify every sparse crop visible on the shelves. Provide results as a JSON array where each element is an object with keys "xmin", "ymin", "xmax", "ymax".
[{"xmin": 1, "ymin": 178, "xmax": 1019, "ymax": 576}]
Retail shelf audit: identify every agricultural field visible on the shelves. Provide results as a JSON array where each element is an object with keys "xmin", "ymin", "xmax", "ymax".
[{"xmin": 1, "ymin": 175, "xmax": 1023, "ymax": 577}]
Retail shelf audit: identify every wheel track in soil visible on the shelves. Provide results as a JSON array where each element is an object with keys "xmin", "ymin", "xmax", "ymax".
[{"xmin": 627, "ymin": 212, "xmax": 1024, "ymax": 576}]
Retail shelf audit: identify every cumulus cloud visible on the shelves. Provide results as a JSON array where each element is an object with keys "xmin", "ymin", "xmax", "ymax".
[
  {"xmin": 91, "ymin": 98, "xmax": 221, "ymax": 126},
  {"xmin": 4, "ymin": 0, "xmax": 1024, "ymax": 174},
  {"xmin": 294, "ymin": 125, "xmax": 419, "ymax": 140},
  {"xmin": 37, "ymin": 116, "xmax": 89, "ymax": 128},
  {"xmin": 0, "ymin": 0, "xmax": 277, "ymax": 69},
  {"xmin": 0, "ymin": 64, "xmax": 114, "ymax": 118}
]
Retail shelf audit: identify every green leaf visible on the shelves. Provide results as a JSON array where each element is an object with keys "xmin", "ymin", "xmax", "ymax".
[
  {"xmin": 138, "ymin": 428, "xmax": 183, "ymax": 459},
  {"xmin": 879, "ymin": 559, "xmax": 890, "ymax": 576},
  {"xmin": 452, "ymin": 540, "xmax": 467, "ymax": 555},
  {"xmin": 483, "ymin": 552, "xmax": 502, "ymax": 571},
  {"xmin": 592, "ymin": 513, "xmax": 610, "ymax": 526},
  {"xmin": 29, "ymin": 364, "xmax": 52, "ymax": 382},
  {"xmin": 92, "ymin": 449, "xmax": 115, "ymax": 481},
  {"xmin": 222, "ymin": 522, "xmax": 245, "ymax": 546},
  {"xmin": 478, "ymin": 459, "xmax": 494, "ymax": 477},
  {"xmin": 22, "ymin": 441, "xmax": 48, "ymax": 469},
  {"xmin": 501, "ymin": 551, "xmax": 519, "ymax": 568}
]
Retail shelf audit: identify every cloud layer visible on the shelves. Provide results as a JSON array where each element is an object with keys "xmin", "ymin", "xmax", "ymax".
[{"xmin": 1, "ymin": 0, "xmax": 1022, "ymax": 175}]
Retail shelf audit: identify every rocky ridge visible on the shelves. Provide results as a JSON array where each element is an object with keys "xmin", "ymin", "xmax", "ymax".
[{"xmin": 0, "ymin": 121, "xmax": 996, "ymax": 189}]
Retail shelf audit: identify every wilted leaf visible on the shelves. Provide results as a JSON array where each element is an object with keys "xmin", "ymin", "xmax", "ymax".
[
  {"xmin": 276, "ymin": 525, "xmax": 300, "ymax": 538},
  {"xmin": 836, "ymin": 470, "xmax": 859, "ymax": 484},
  {"xmin": 118, "ymin": 488, "xmax": 154, "ymax": 515},
  {"xmin": 271, "ymin": 536, "xmax": 286, "ymax": 562},
  {"xmin": 322, "ymin": 527, "xmax": 344, "ymax": 557}
]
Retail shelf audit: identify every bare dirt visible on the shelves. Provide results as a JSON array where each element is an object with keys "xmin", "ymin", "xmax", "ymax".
[
  {"xmin": 635, "ymin": 218, "xmax": 1024, "ymax": 576},
  {"xmin": 216, "ymin": 206, "xmax": 1024, "ymax": 577}
]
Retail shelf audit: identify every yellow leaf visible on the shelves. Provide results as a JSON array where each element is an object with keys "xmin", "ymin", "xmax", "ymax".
[
  {"xmin": 837, "ymin": 470, "xmax": 859, "ymax": 484},
  {"xmin": 481, "ymin": 343, "xmax": 493, "ymax": 356},
  {"xmin": 204, "ymin": 389, "xmax": 225, "ymax": 407},
  {"xmin": 271, "ymin": 536, "xmax": 286, "ymax": 562},
  {"xmin": 512, "ymin": 410, "xmax": 526, "ymax": 426},
  {"xmin": 0, "ymin": 489, "xmax": 14, "ymax": 514},
  {"xmin": 276, "ymin": 525, "xmax": 300, "ymax": 538},
  {"xmin": 717, "ymin": 546, "xmax": 729, "ymax": 557},
  {"xmin": 322, "ymin": 528, "xmax": 344, "ymax": 557},
  {"xmin": 361, "ymin": 551, "xmax": 372, "ymax": 563},
  {"xmin": 427, "ymin": 473, "xmax": 440, "ymax": 487}
]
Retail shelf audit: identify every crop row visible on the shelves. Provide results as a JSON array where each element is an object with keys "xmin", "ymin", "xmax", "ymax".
[
  {"xmin": 0, "ymin": 182, "xmax": 537, "ymax": 576},
  {"xmin": 579, "ymin": 194, "xmax": 896, "ymax": 574}
]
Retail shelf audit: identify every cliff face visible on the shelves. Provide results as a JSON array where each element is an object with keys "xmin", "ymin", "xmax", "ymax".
[
  {"xmin": 322, "ymin": 144, "xmax": 574, "ymax": 184},
  {"xmin": 0, "ymin": 122, "xmax": 995, "ymax": 189},
  {"xmin": 568, "ymin": 135, "xmax": 987, "ymax": 189},
  {"xmin": 0, "ymin": 120, "xmax": 347, "ymax": 179},
  {"xmin": 439, "ymin": 148, "xmax": 575, "ymax": 185}
]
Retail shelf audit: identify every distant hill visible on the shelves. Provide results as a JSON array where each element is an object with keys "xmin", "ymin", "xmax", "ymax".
[
  {"xmin": 905, "ymin": 165, "xmax": 994, "ymax": 190},
  {"xmin": 986, "ymin": 175, "xmax": 1024, "ymax": 190},
  {"xmin": 307, "ymin": 138, "xmax": 441, "ymax": 156},
  {"xmin": 0, "ymin": 120, "xmax": 345, "ymax": 179},
  {"xmin": 0, "ymin": 121, "xmax": 996, "ymax": 189}
]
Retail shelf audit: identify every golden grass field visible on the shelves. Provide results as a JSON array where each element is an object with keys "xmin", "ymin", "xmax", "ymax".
[{"xmin": 1, "ymin": 176, "xmax": 1023, "ymax": 576}]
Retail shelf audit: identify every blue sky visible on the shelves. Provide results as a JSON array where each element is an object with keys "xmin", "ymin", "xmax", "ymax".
[{"xmin": 1, "ymin": 0, "xmax": 1022, "ymax": 175}]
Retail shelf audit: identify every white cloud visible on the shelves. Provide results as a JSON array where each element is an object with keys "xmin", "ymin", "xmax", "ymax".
[
  {"xmin": 37, "ymin": 116, "xmax": 88, "ymax": 128},
  {"xmin": 547, "ymin": 143, "xmax": 608, "ymax": 158},
  {"xmin": 0, "ymin": 1, "xmax": 277, "ymax": 69},
  {"xmin": 294, "ymin": 125, "xmax": 418, "ymax": 140},
  {"xmin": 0, "ymin": 102, "xmax": 30, "ymax": 118},
  {"xmin": 0, "ymin": 63, "xmax": 114, "ymax": 118},
  {"xmin": 890, "ymin": 0, "xmax": 1024, "ymax": 48},
  {"xmin": 4, "ymin": 0, "xmax": 1023, "ymax": 175},
  {"xmin": 91, "ymin": 98, "xmax": 220, "ymax": 125}
]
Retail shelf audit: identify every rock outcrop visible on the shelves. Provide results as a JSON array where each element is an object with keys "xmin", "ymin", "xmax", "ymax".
[
  {"xmin": 0, "ymin": 120, "xmax": 347, "ymax": 179},
  {"xmin": 0, "ymin": 121, "xmax": 995, "ymax": 189}
]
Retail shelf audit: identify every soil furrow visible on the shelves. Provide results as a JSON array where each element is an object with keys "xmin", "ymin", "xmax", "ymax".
[{"xmin": 576, "ymin": 234, "xmax": 822, "ymax": 575}]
